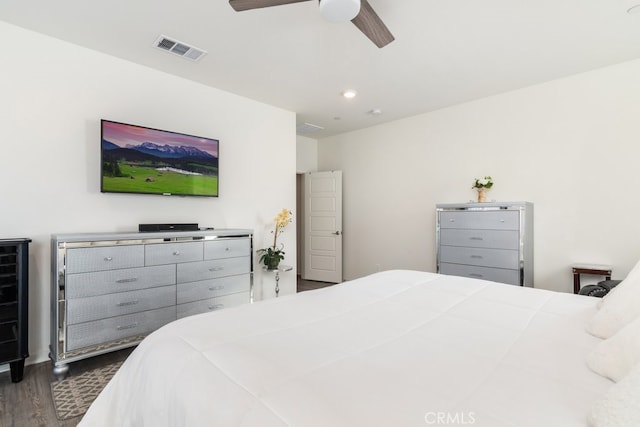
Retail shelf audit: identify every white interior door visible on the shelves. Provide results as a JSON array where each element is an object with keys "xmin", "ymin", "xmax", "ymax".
[{"xmin": 304, "ymin": 171, "xmax": 343, "ymax": 283}]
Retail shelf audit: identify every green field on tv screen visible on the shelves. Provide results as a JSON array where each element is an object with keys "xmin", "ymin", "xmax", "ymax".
[{"xmin": 102, "ymin": 163, "xmax": 218, "ymax": 197}]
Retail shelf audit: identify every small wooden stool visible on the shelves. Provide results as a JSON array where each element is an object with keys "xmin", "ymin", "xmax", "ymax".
[{"xmin": 571, "ymin": 264, "xmax": 612, "ymax": 294}]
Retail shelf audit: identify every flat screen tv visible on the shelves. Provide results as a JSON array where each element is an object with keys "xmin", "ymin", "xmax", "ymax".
[{"xmin": 101, "ymin": 119, "xmax": 219, "ymax": 197}]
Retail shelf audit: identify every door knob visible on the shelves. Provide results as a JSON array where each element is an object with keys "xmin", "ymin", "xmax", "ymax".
[{"xmin": 333, "ymin": 231, "xmax": 342, "ymax": 235}]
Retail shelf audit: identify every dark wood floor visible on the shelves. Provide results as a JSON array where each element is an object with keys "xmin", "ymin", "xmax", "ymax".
[
  {"xmin": 0, "ymin": 348, "xmax": 133, "ymax": 427},
  {"xmin": 297, "ymin": 276, "xmax": 336, "ymax": 292},
  {"xmin": 0, "ymin": 277, "xmax": 334, "ymax": 427}
]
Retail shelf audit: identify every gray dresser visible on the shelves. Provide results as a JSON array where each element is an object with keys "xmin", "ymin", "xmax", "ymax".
[
  {"xmin": 50, "ymin": 229, "xmax": 252, "ymax": 377},
  {"xmin": 436, "ymin": 202, "xmax": 533, "ymax": 286}
]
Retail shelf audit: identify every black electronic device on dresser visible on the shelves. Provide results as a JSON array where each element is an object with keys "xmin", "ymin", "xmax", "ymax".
[{"xmin": 0, "ymin": 238, "xmax": 30, "ymax": 383}]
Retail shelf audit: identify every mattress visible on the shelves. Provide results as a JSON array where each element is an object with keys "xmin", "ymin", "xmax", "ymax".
[{"xmin": 80, "ymin": 270, "xmax": 612, "ymax": 426}]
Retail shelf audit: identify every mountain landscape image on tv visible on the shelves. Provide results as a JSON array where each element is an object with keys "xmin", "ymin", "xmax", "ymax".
[{"xmin": 101, "ymin": 120, "xmax": 219, "ymax": 197}]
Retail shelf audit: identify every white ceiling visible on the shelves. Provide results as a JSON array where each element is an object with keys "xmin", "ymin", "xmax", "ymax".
[{"xmin": 2, "ymin": 0, "xmax": 640, "ymax": 138}]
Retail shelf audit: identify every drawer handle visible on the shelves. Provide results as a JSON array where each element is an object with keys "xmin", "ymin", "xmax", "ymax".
[
  {"xmin": 208, "ymin": 266, "xmax": 224, "ymax": 272},
  {"xmin": 469, "ymin": 273, "xmax": 483, "ymax": 278},
  {"xmin": 208, "ymin": 304, "xmax": 224, "ymax": 310},
  {"xmin": 470, "ymin": 255, "xmax": 483, "ymax": 259},
  {"xmin": 116, "ymin": 322, "xmax": 139, "ymax": 330},
  {"xmin": 104, "ymin": 257, "xmax": 113, "ymax": 262},
  {"xmin": 116, "ymin": 300, "xmax": 139, "ymax": 307},
  {"xmin": 225, "ymin": 247, "xmax": 230, "ymax": 251},
  {"xmin": 449, "ymin": 219, "xmax": 455, "ymax": 222},
  {"xmin": 469, "ymin": 237, "xmax": 484, "ymax": 241},
  {"xmin": 208, "ymin": 285, "xmax": 225, "ymax": 291},
  {"xmin": 173, "ymin": 251, "xmax": 181, "ymax": 256},
  {"xmin": 500, "ymin": 219, "xmax": 505, "ymax": 223},
  {"xmin": 115, "ymin": 277, "xmax": 138, "ymax": 284}
]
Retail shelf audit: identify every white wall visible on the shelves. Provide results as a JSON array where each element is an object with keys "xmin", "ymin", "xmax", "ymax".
[
  {"xmin": 0, "ymin": 21, "xmax": 297, "ymax": 365},
  {"xmin": 296, "ymin": 135, "xmax": 318, "ymax": 173},
  {"xmin": 318, "ymin": 58, "xmax": 640, "ymax": 292}
]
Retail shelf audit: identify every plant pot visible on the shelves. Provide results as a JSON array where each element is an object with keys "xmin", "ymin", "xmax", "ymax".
[
  {"xmin": 266, "ymin": 257, "xmax": 281, "ymax": 270},
  {"xmin": 477, "ymin": 188, "xmax": 487, "ymax": 202}
]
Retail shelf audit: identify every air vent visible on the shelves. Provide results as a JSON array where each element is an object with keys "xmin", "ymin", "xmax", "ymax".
[
  {"xmin": 153, "ymin": 35, "xmax": 207, "ymax": 61},
  {"xmin": 296, "ymin": 122, "xmax": 325, "ymax": 134}
]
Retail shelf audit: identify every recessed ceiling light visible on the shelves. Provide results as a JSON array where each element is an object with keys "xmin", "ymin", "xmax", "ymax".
[
  {"xmin": 368, "ymin": 108, "xmax": 383, "ymax": 115},
  {"xmin": 627, "ymin": 4, "xmax": 640, "ymax": 14},
  {"xmin": 341, "ymin": 89, "xmax": 357, "ymax": 99}
]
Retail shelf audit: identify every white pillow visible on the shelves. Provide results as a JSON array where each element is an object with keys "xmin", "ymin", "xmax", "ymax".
[
  {"xmin": 587, "ymin": 315, "xmax": 640, "ymax": 382},
  {"xmin": 598, "ymin": 258, "xmax": 640, "ymax": 309},
  {"xmin": 596, "ymin": 285, "xmax": 618, "ymax": 309},
  {"xmin": 588, "ymin": 270, "xmax": 640, "ymax": 338},
  {"xmin": 588, "ymin": 362, "xmax": 640, "ymax": 427}
]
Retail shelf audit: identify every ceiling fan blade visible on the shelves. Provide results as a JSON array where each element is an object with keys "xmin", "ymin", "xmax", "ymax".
[
  {"xmin": 229, "ymin": 0, "xmax": 311, "ymax": 12},
  {"xmin": 351, "ymin": 0, "xmax": 395, "ymax": 48}
]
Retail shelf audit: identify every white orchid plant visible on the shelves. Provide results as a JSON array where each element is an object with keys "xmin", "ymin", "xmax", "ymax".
[{"xmin": 258, "ymin": 209, "xmax": 292, "ymax": 269}]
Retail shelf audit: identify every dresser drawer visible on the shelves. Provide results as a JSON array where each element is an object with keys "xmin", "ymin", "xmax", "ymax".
[
  {"xmin": 204, "ymin": 238, "xmax": 251, "ymax": 260},
  {"xmin": 439, "ymin": 211, "xmax": 519, "ymax": 230},
  {"xmin": 177, "ymin": 273, "xmax": 250, "ymax": 304},
  {"xmin": 439, "ymin": 229, "xmax": 519, "ymax": 250},
  {"xmin": 440, "ymin": 246, "xmax": 518, "ymax": 269},
  {"xmin": 177, "ymin": 256, "xmax": 250, "ymax": 283},
  {"xmin": 66, "ymin": 285, "xmax": 176, "ymax": 325},
  {"xmin": 439, "ymin": 263, "xmax": 520, "ymax": 285},
  {"xmin": 66, "ymin": 245, "xmax": 144, "ymax": 274},
  {"xmin": 176, "ymin": 291, "xmax": 250, "ymax": 319},
  {"xmin": 145, "ymin": 241, "xmax": 203, "ymax": 266},
  {"xmin": 66, "ymin": 306, "xmax": 176, "ymax": 351},
  {"xmin": 66, "ymin": 265, "xmax": 176, "ymax": 299}
]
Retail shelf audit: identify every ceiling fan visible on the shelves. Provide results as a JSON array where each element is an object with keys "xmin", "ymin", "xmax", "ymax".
[{"xmin": 228, "ymin": 0, "xmax": 395, "ymax": 48}]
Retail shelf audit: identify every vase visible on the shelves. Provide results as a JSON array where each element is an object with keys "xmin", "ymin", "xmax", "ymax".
[
  {"xmin": 477, "ymin": 188, "xmax": 487, "ymax": 203},
  {"xmin": 266, "ymin": 257, "xmax": 281, "ymax": 270}
]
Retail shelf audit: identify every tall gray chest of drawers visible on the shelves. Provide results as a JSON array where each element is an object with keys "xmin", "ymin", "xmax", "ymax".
[
  {"xmin": 436, "ymin": 202, "xmax": 533, "ymax": 286},
  {"xmin": 50, "ymin": 229, "xmax": 252, "ymax": 377}
]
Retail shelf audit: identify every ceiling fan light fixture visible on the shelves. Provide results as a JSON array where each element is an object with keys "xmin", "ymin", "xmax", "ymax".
[{"xmin": 319, "ymin": 0, "xmax": 361, "ymax": 23}]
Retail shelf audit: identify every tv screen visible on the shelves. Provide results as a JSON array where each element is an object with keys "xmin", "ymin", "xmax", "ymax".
[{"xmin": 101, "ymin": 120, "xmax": 219, "ymax": 197}]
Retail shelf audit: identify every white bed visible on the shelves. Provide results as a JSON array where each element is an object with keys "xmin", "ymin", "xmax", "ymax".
[{"xmin": 80, "ymin": 270, "xmax": 614, "ymax": 426}]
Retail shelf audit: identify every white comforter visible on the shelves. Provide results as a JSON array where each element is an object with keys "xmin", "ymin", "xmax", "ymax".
[{"xmin": 80, "ymin": 270, "xmax": 611, "ymax": 426}]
